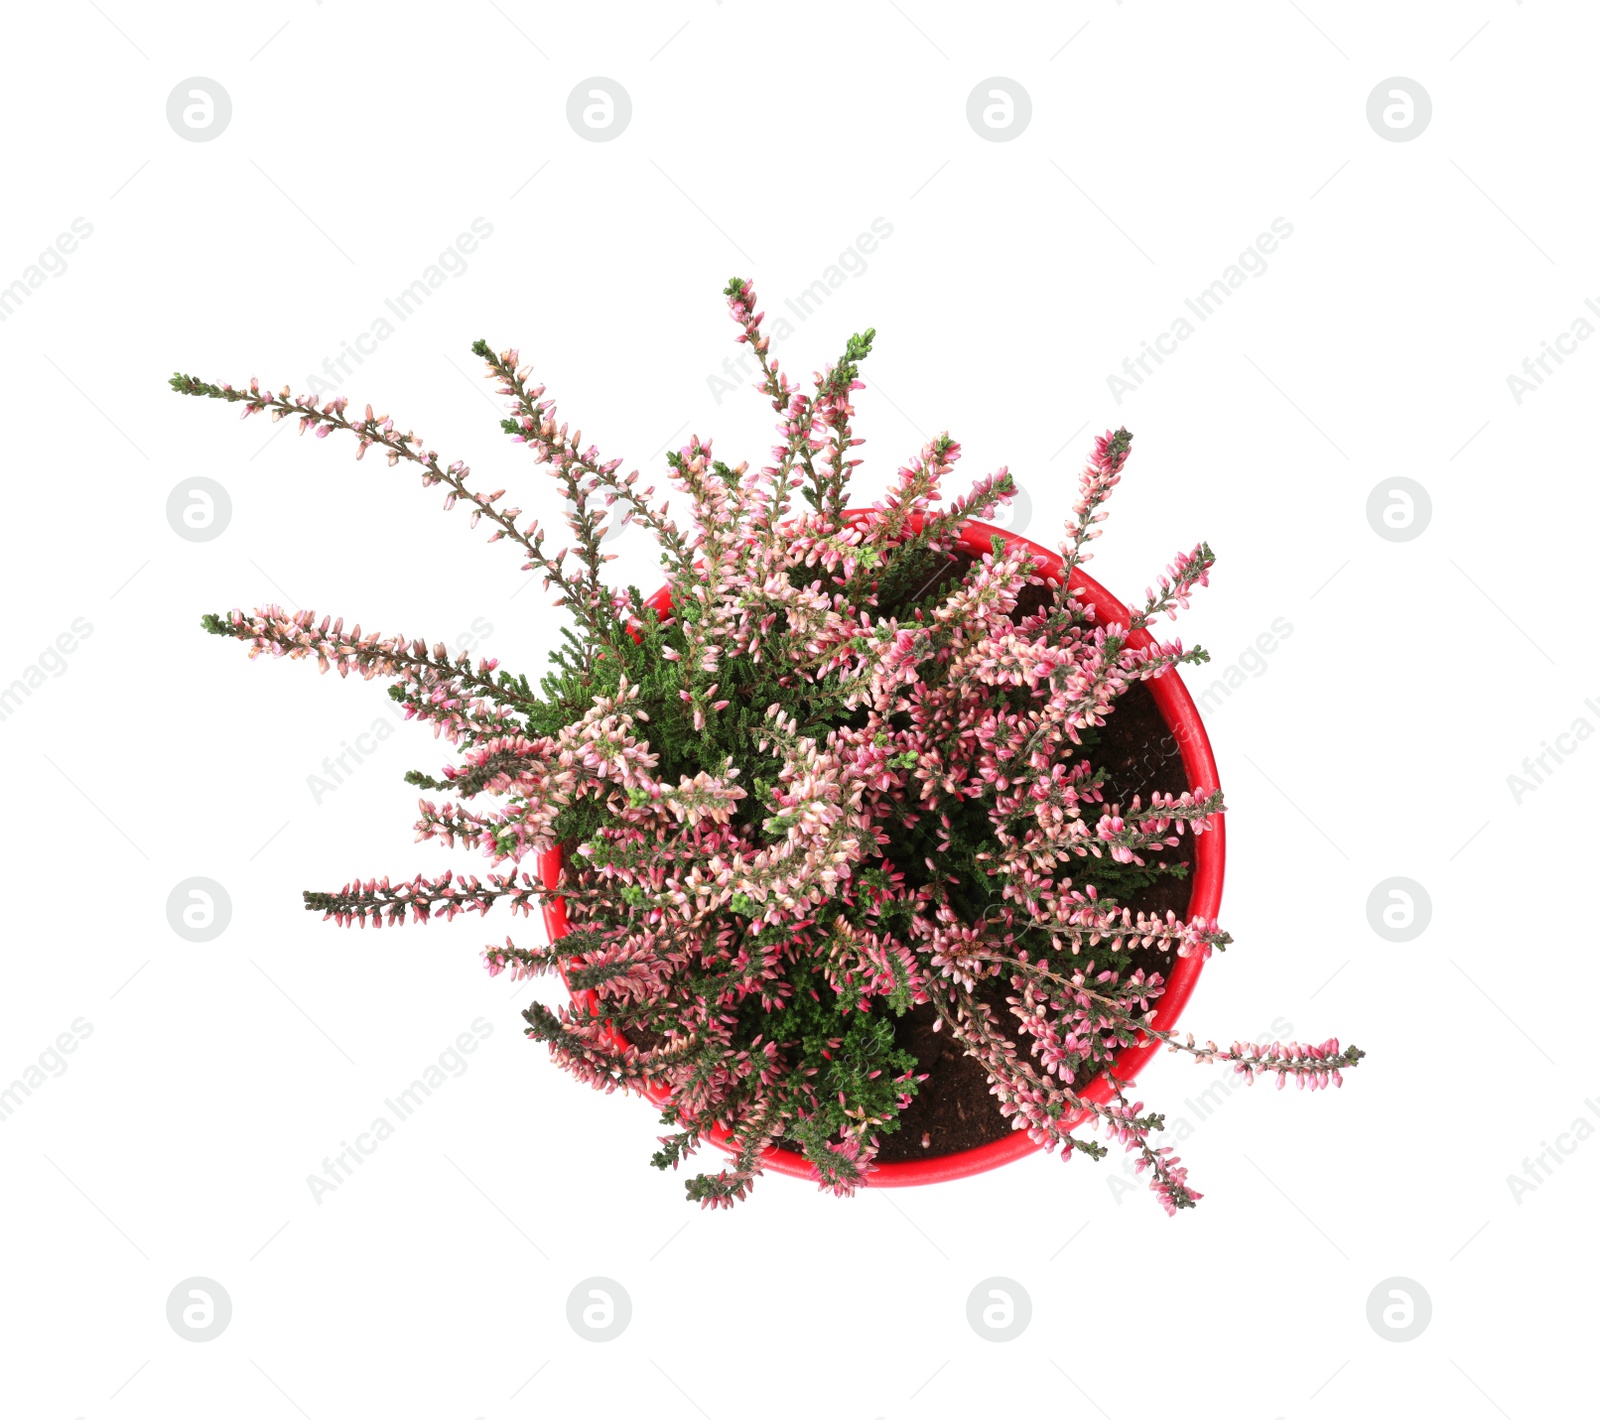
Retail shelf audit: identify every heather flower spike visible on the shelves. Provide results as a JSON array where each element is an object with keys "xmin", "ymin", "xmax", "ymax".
[{"xmin": 172, "ymin": 277, "xmax": 1361, "ymax": 1212}]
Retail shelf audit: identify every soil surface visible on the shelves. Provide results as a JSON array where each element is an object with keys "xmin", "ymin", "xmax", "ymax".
[{"xmin": 874, "ymin": 677, "xmax": 1194, "ymax": 1161}]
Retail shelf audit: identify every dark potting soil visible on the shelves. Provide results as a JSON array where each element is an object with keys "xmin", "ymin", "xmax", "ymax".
[{"xmin": 874, "ymin": 678, "xmax": 1195, "ymax": 1161}]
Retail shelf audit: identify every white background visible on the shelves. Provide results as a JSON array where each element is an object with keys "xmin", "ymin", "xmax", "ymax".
[{"xmin": 0, "ymin": 2, "xmax": 1592, "ymax": 1416}]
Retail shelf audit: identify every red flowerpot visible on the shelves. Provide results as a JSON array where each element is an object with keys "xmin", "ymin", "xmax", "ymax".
[{"xmin": 537, "ymin": 516, "xmax": 1225, "ymax": 1187}]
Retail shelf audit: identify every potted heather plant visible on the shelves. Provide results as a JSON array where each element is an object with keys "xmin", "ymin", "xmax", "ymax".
[{"xmin": 172, "ymin": 278, "xmax": 1361, "ymax": 1212}]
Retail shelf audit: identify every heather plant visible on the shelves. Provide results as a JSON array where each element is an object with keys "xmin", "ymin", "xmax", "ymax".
[{"xmin": 171, "ymin": 278, "xmax": 1362, "ymax": 1212}]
